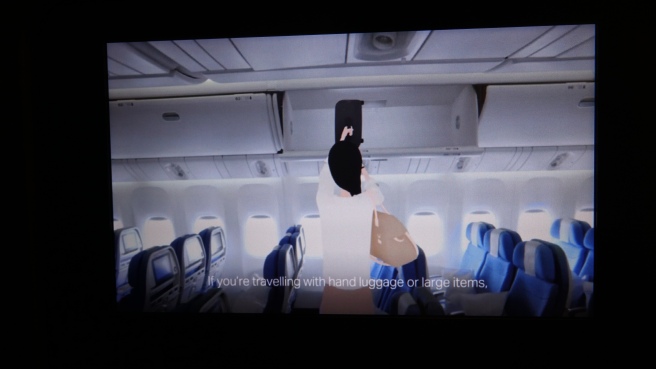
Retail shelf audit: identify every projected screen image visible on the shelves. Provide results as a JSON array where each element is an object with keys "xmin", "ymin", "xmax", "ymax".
[
  {"xmin": 184, "ymin": 239, "xmax": 204, "ymax": 267},
  {"xmin": 121, "ymin": 232, "xmax": 140, "ymax": 254},
  {"xmin": 152, "ymin": 254, "xmax": 174, "ymax": 285},
  {"xmin": 212, "ymin": 232, "xmax": 225, "ymax": 256},
  {"xmin": 107, "ymin": 23, "xmax": 597, "ymax": 317}
]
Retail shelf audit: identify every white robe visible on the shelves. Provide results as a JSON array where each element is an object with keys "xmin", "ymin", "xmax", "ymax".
[{"xmin": 316, "ymin": 160, "xmax": 384, "ymax": 289}]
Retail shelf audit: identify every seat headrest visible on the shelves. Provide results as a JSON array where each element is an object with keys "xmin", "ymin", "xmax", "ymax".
[
  {"xmin": 583, "ymin": 228, "xmax": 594, "ymax": 251},
  {"xmin": 127, "ymin": 245, "xmax": 179, "ymax": 290},
  {"xmin": 550, "ymin": 218, "xmax": 591, "ymax": 247},
  {"xmin": 171, "ymin": 234, "xmax": 206, "ymax": 270},
  {"xmin": 263, "ymin": 244, "xmax": 296, "ymax": 280},
  {"xmin": 513, "ymin": 240, "xmax": 556, "ymax": 282},
  {"xmin": 279, "ymin": 234, "xmax": 291, "ymax": 246},
  {"xmin": 199, "ymin": 226, "xmax": 226, "ymax": 257},
  {"xmin": 286, "ymin": 224, "xmax": 302, "ymax": 235},
  {"xmin": 115, "ymin": 227, "xmax": 144, "ymax": 260},
  {"xmin": 484, "ymin": 228, "xmax": 521, "ymax": 261},
  {"xmin": 466, "ymin": 222, "xmax": 494, "ymax": 248}
]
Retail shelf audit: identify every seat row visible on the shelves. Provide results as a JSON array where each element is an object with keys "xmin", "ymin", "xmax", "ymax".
[
  {"xmin": 369, "ymin": 246, "xmax": 446, "ymax": 315},
  {"xmin": 261, "ymin": 224, "xmax": 306, "ymax": 313},
  {"xmin": 115, "ymin": 226, "xmax": 229, "ymax": 312},
  {"xmin": 431, "ymin": 218, "xmax": 594, "ymax": 317}
]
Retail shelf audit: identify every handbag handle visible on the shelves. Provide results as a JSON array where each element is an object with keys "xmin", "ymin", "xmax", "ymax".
[{"xmin": 372, "ymin": 203, "xmax": 390, "ymax": 228}]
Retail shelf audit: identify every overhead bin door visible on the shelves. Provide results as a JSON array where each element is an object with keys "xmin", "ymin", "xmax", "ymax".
[
  {"xmin": 478, "ymin": 83, "xmax": 594, "ymax": 148},
  {"xmin": 109, "ymin": 93, "xmax": 282, "ymax": 159}
]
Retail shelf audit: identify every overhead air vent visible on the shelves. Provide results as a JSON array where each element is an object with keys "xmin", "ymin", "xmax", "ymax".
[{"xmin": 353, "ymin": 31, "xmax": 421, "ymax": 61}]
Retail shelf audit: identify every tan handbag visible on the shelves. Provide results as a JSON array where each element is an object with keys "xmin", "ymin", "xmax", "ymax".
[{"xmin": 370, "ymin": 205, "xmax": 419, "ymax": 267}]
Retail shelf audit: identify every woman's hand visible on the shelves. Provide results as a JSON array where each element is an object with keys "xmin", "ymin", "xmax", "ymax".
[{"xmin": 340, "ymin": 126, "xmax": 354, "ymax": 141}]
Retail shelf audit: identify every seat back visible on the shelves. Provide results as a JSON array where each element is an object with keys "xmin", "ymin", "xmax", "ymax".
[
  {"xmin": 579, "ymin": 228, "xmax": 594, "ymax": 281},
  {"xmin": 569, "ymin": 227, "xmax": 594, "ymax": 313},
  {"xmin": 550, "ymin": 218, "xmax": 591, "ymax": 275},
  {"xmin": 170, "ymin": 234, "xmax": 207, "ymax": 306},
  {"xmin": 283, "ymin": 224, "xmax": 306, "ymax": 277},
  {"xmin": 477, "ymin": 228, "xmax": 521, "ymax": 293},
  {"xmin": 120, "ymin": 245, "xmax": 181, "ymax": 312},
  {"xmin": 198, "ymin": 226, "xmax": 227, "ymax": 291},
  {"xmin": 370, "ymin": 261, "xmax": 399, "ymax": 312},
  {"xmin": 460, "ymin": 222, "xmax": 495, "ymax": 278},
  {"xmin": 400, "ymin": 246, "xmax": 428, "ymax": 290},
  {"xmin": 371, "ymin": 246, "xmax": 427, "ymax": 313},
  {"xmin": 504, "ymin": 239, "xmax": 570, "ymax": 317},
  {"xmin": 290, "ymin": 230, "xmax": 305, "ymax": 276},
  {"xmin": 115, "ymin": 227, "xmax": 144, "ymax": 302},
  {"xmin": 263, "ymin": 244, "xmax": 297, "ymax": 313}
]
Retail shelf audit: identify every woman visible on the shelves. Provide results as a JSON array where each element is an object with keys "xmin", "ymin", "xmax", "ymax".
[{"xmin": 316, "ymin": 126, "xmax": 384, "ymax": 314}]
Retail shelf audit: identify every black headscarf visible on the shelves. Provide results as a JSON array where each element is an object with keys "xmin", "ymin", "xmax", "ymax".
[{"xmin": 328, "ymin": 140, "xmax": 362, "ymax": 196}]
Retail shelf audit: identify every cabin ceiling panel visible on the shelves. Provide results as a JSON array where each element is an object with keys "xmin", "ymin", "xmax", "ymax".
[{"xmin": 107, "ymin": 25, "xmax": 595, "ymax": 97}]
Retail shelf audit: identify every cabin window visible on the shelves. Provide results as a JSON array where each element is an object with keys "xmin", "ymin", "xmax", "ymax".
[
  {"xmin": 574, "ymin": 208, "xmax": 594, "ymax": 228},
  {"xmin": 299, "ymin": 214, "xmax": 322, "ymax": 258},
  {"xmin": 142, "ymin": 217, "xmax": 176, "ymax": 250},
  {"xmin": 517, "ymin": 210, "xmax": 552, "ymax": 242},
  {"xmin": 193, "ymin": 216, "xmax": 225, "ymax": 235},
  {"xmin": 461, "ymin": 211, "xmax": 497, "ymax": 251},
  {"xmin": 407, "ymin": 212, "xmax": 444, "ymax": 258},
  {"xmin": 244, "ymin": 215, "xmax": 278, "ymax": 257},
  {"xmin": 113, "ymin": 218, "xmax": 123, "ymax": 230}
]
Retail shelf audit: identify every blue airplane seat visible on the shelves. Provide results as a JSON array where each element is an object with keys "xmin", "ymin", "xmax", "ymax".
[
  {"xmin": 198, "ymin": 226, "xmax": 227, "ymax": 291},
  {"xmin": 263, "ymin": 244, "xmax": 297, "ymax": 313},
  {"xmin": 437, "ymin": 222, "xmax": 495, "ymax": 301},
  {"xmin": 114, "ymin": 227, "xmax": 144, "ymax": 302},
  {"xmin": 460, "ymin": 222, "xmax": 496, "ymax": 278},
  {"xmin": 543, "ymin": 240, "xmax": 574, "ymax": 316},
  {"xmin": 503, "ymin": 239, "xmax": 571, "ymax": 317},
  {"xmin": 399, "ymin": 246, "xmax": 428, "ymax": 290},
  {"xmin": 280, "ymin": 228, "xmax": 305, "ymax": 279},
  {"xmin": 370, "ymin": 261, "xmax": 399, "ymax": 312},
  {"xmin": 371, "ymin": 246, "xmax": 426, "ymax": 314},
  {"xmin": 550, "ymin": 218, "xmax": 591, "ymax": 276},
  {"xmin": 170, "ymin": 234, "xmax": 207, "ymax": 309},
  {"xmin": 476, "ymin": 228, "xmax": 521, "ymax": 293},
  {"xmin": 580, "ymin": 228, "xmax": 594, "ymax": 282},
  {"xmin": 285, "ymin": 224, "xmax": 302, "ymax": 235},
  {"xmin": 119, "ymin": 245, "xmax": 181, "ymax": 312},
  {"xmin": 569, "ymin": 227, "xmax": 594, "ymax": 313},
  {"xmin": 291, "ymin": 229, "xmax": 306, "ymax": 274}
]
